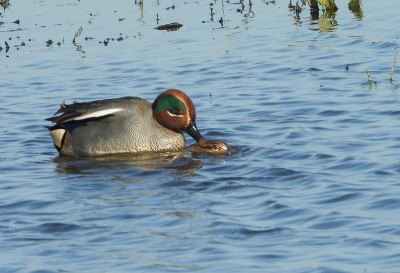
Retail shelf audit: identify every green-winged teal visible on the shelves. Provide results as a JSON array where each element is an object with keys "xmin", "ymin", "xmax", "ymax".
[
  {"xmin": 186, "ymin": 139, "xmax": 232, "ymax": 154},
  {"xmin": 45, "ymin": 89, "xmax": 205, "ymax": 156}
]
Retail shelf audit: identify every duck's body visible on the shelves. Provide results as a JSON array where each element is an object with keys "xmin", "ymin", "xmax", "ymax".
[{"xmin": 45, "ymin": 89, "xmax": 204, "ymax": 156}]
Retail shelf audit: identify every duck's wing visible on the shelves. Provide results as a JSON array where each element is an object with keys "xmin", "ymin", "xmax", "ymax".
[{"xmin": 46, "ymin": 96, "xmax": 138, "ymax": 124}]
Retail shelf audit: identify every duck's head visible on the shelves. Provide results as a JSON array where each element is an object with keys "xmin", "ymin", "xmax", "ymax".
[
  {"xmin": 152, "ymin": 89, "xmax": 204, "ymax": 142},
  {"xmin": 186, "ymin": 139, "xmax": 233, "ymax": 154}
]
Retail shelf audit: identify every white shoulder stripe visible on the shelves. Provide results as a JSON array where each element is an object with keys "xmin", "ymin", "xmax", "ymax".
[{"xmin": 69, "ymin": 108, "xmax": 124, "ymax": 121}]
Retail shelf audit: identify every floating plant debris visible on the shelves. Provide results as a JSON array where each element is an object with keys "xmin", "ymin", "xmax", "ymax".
[{"xmin": 156, "ymin": 22, "xmax": 183, "ymax": 31}]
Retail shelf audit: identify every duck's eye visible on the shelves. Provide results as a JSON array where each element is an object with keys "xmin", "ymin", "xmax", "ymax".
[
  {"xmin": 172, "ymin": 110, "xmax": 184, "ymax": 115},
  {"xmin": 213, "ymin": 144, "xmax": 220, "ymax": 150}
]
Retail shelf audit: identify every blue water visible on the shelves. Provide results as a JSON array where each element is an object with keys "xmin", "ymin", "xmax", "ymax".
[{"xmin": 1, "ymin": 0, "xmax": 400, "ymax": 272}]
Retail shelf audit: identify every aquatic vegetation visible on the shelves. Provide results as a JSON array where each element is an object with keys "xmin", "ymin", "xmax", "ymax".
[
  {"xmin": 72, "ymin": 26, "xmax": 83, "ymax": 43},
  {"xmin": 307, "ymin": 0, "xmax": 362, "ymax": 15},
  {"xmin": 348, "ymin": 0, "xmax": 362, "ymax": 10},
  {"xmin": 0, "ymin": 0, "xmax": 9, "ymax": 11},
  {"xmin": 303, "ymin": 0, "xmax": 365, "ymax": 31},
  {"xmin": 348, "ymin": 0, "xmax": 363, "ymax": 18},
  {"xmin": 389, "ymin": 52, "xmax": 398, "ymax": 81},
  {"xmin": 365, "ymin": 69, "xmax": 372, "ymax": 83},
  {"xmin": 316, "ymin": 0, "xmax": 338, "ymax": 11},
  {"xmin": 365, "ymin": 52, "xmax": 397, "ymax": 85},
  {"xmin": 307, "ymin": 0, "xmax": 318, "ymax": 10}
]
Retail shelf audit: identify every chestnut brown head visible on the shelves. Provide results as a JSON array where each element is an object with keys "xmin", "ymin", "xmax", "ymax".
[{"xmin": 152, "ymin": 89, "xmax": 204, "ymax": 142}]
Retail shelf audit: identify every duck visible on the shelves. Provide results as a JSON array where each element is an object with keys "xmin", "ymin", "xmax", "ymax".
[
  {"xmin": 45, "ymin": 89, "xmax": 205, "ymax": 156},
  {"xmin": 186, "ymin": 139, "xmax": 233, "ymax": 154}
]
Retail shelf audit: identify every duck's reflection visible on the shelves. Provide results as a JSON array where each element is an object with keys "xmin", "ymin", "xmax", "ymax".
[
  {"xmin": 54, "ymin": 151, "xmax": 183, "ymax": 174},
  {"xmin": 53, "ymin": 150, "xmax": 231, "ymax": 176}
]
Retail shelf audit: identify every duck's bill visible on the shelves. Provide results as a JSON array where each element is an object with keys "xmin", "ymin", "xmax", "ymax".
[{"xmin": 185, "ymin": 120, "xmax": 205, "ymax": 142}]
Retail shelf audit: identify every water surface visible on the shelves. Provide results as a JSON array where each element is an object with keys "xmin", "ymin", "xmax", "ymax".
[{"xmin": 1, "ymin": 0, "xmax": 400, "ymax": 272}]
